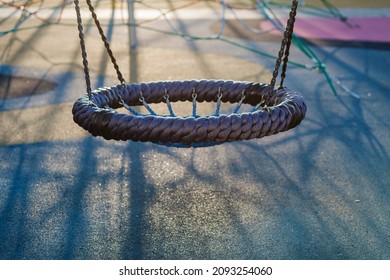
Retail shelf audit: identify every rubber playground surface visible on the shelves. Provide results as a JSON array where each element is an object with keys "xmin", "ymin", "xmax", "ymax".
[{"xmin": 0, "ymin": 0, "xmax": 390, "ymax": 259}]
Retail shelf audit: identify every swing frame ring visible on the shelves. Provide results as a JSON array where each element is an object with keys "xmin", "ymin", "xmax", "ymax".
[{"xmin": 72, "ymin": 79, "xmax": 306, "ymax": 147}]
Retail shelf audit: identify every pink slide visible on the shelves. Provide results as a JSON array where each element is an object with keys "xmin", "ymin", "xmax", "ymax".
[{"xmin": 260, "ymin": 17, "xmax": 390, "ymax": 43}]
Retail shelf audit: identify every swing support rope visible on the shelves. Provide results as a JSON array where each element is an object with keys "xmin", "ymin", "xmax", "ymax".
[
  {"xmin": 74, "ymin": 0, "xmax": 125, "ymax": 99},
  {"xmin": 71, "ymin": 0, "xmax": 306, "ymax": 147}
]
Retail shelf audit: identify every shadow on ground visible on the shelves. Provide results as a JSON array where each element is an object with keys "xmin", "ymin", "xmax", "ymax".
[{"xmin": 1, "ymin": 81, "xmax": 389, "ymax": 259}]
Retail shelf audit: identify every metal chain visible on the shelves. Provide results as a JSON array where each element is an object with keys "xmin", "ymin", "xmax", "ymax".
[
  {"xmin": 268, "ymin": 0, "xmax": 299, "ymax": 94},
  {"xmin": 74, "ymin": 0, "xmax": 92, "ymax": 98},
  {"xmin": 85, "ymin": 0, "xmax": 126, "ymax": 84}
]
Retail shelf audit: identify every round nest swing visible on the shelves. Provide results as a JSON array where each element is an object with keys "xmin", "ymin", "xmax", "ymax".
[{"xmin": 72, "ymin": 0, "xmax": 306, "ymax": 148}]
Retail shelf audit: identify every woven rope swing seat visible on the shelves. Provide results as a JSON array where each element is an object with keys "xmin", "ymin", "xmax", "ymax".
[{"xmin": 72, "ymin": 0, "xmax": 306, "ymax": 148}]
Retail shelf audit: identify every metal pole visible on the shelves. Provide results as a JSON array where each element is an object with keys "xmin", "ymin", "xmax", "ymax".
[
  {"xmin": 127, "ymin": 0, "xmax": 137, "ymax": 50},
  {"xmin": 127, "ymin": 0, "xmax": 137, "ymax": 83}
]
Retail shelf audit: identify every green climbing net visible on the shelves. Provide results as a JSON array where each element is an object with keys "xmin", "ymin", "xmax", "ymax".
[{"xmin": 0, "ymin": 0, "xmax": 358, "ymax": 97}]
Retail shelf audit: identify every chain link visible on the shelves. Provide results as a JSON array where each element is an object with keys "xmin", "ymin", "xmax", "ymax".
[
  {"xmin": 75, "ymin": 0, "xmax": 298, "ymax": 102},
  {"xmin": 74, "ymin": 0, "xmax": 126, "ymax": 101}
]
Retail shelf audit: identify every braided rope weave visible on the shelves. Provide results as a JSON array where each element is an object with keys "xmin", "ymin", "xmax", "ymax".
[{"xmin": 72, "ymin": 80, "xmax": 306, "ymax": 147}]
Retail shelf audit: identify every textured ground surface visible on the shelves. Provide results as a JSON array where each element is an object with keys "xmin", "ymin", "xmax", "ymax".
[{"xmin": 0, "ymin": 1, "xmax": 389, "ymax": 259}]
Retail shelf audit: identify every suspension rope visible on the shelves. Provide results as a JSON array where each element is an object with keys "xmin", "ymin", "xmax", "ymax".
[
  {"xmin": 268, "ymin": 0, "xmax": 298, "ymax": 93},
  {"xmin": 279, "ymin": 0, "xmax": 298, "ymax": 88},
  {"xmin": 74, "ymin": 0, "xmax": 299, "ymax": 101},
  {"xmin": 73, "ymin": 0, "xmax": 92, "ymax": 98},
  {"xmin": 85, "ymin": 0, "xmax": 126, "ymax": 85}
]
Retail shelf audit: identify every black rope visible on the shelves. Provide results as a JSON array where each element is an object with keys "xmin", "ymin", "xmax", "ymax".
[
  {"xmin": 268, "ymin": 0, "xmax": 299, "ymax": 94},
  {"xmin": 85, "ymin": 0, "xmax": 126, "ymax": 85},
  {"xmin": 73, "ymin": 0, "xmax": 126, "ymax": 101},
  {"xmin": 74, "ymin": 0, "xmax": 92, "ymax": 98},
  {"xmin": 279, "ymin": 0, "xmax": 298, "ymax": 88},
  {"xmin": 75, "ymin": 0, "xmax": 298, "ymax": 102}
]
